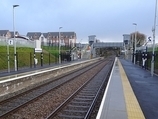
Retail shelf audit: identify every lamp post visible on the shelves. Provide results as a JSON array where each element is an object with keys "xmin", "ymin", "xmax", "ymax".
[
  {"xmin": 145, "ymin": 37, "xmax": 152, "ymax": 52},
  {"xmin": 133, "ymin": 23, "xmax": 137, "ymax": 64},
  {"xmin": 131, "ymin": 34, "xmax": 134, "ymax": 62},
  {"xmin": 151, "ymin": 0, "xmax": 157, "ymax": 76},
  {"xmin": 59, "ymin": 27, "xmax": 62, "ymax": 64},
  {"xmin": 13, "ymin": 5, "xmax": 19, "ymax": 71}
]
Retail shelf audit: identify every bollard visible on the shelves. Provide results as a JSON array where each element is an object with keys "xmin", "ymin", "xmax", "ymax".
[{"xmin": 41, "ymin": 52, "xmax": 43, "ymax": 67}]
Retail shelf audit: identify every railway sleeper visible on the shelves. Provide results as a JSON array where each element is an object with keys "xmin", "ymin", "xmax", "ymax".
[
  {"xmin": 0, "ymin": 106, "xmax": 13, "ymax": 112},
  {"xmin": 70, "ymin": 100, "xmax": 91, "ymax": 104},
  {"xmin": 73, "ymin": 98, "xmax": 93, "ymax": 102},
  {"xmin": 59, "ymin": 114, "xmax": 84, "ymax": 119},
  {"xmin": 76, "ymin": 95, "xmax": 94, "ymax": 99},
  {"xmin": 66, "ymin": 105, "xmax": 89, "ymax": 110},
  {"xmin": 80, "ymin": 90, "xmax": 97, "ymax": 93},
  {"xmin": 69, "ymin": 102, "xmax": 91, "ymax": 107},
  {"xmin": 78, "ymin": 93, "xmax": 95, "ymax": 96},
  {"xmin": 59, "ymin": 110, "xmax": 87, "ymax": 116}
]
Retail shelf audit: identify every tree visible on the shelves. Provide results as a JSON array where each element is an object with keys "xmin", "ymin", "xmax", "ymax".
[{"xmin": 130, "ymin": 32, "xmax": 146, "ymax": 47}]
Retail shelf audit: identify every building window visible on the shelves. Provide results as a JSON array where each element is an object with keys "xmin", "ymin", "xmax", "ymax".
[{"xmin": 124, "ymin": 40, "xmax": 128, "ymax": 45}]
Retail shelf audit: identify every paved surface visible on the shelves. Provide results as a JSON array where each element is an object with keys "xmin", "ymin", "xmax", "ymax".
[
  {"xmin": 97, "ymin": 58, "xmax": 128, "ymax": 119},
  {"xmin": 97, "ymin": 57, "xmax": 145, "ymax": 119},
  {"xmin": 120, "ymin": 58, "xmax": 158, "ymax": 119},
  {"xmin": 0, "ymin": 60, "xmax": 83, "ymax": 78}
]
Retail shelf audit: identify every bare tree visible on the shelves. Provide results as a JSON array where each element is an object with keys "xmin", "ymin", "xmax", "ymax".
[{"xmin": 130, "ymin": 32, "xmax": 146, "ymax": 47}]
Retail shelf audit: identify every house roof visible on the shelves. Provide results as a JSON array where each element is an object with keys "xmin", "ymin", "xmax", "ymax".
[
  {"xmin": 0, "ymin": 30, "xmax": 9, "ymax": 36},
  {"xmin": 25, "ymin": 32, "xmax": 76, "ymax": 38},
  {"xmin": 26, "ymin": 32, "xmax": 42, "ymax": 38},
  {"xmin": 48, "ymin": 32, "xmax": 76, "ymax": 37},
  {"xmin": 43, "ymin": 33, "xmax": 49, "ymax": 38},
  {"xmin": 62, "ymin": 32, "xmax": 76, "ymax": 36},
  {"xmin": 48, "ymin": 32, "xmax": 59, "ymax": 37}
]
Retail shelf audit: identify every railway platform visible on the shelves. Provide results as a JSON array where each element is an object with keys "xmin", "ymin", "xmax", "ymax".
[{"xmin": 97, "ymin": 57, "xmax": 158, "ymax": 119}]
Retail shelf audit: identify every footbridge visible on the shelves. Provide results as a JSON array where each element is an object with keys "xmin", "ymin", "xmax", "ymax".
[{"xmin": 91, "ymin": 42, "xmax": 123, "ymax": 57}]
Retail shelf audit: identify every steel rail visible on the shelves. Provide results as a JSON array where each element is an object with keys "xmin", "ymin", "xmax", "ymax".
[
  {"xmin": 0, "ymin": 60, "xmax": 105, "ymax": 118},
  {"xmin": 46, "ymin": 60, "xmax": 114, "ymax": 119}
]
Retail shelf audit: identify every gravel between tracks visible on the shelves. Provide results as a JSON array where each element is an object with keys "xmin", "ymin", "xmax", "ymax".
[{"xmin": 4, "ymin": 61, "xmax": 108, "ymax": 119}]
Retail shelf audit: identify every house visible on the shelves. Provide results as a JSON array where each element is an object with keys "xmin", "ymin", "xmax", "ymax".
[
  {"xmin": 42, "ymin": 33, "xmax": 49, "ymax": 46},
  {"xmin": 26, "ymin": 32, "xmax": 77, "ymax": 47},
  {"xmin": 0, "ymin": 30, "xmax": 11, "ymax": 39},
  {"xmin": 44, "ymin": 32, "xmax": 77, "ymax": 47},
  {"xmin": 47, "ymin": 32, "xmax": 60, "ymax": 46},
  {"xmin": 26, "ymin": 32, "xmax": 42, "ymax": 40},
  {"xmin": 0, "ymin": 30, "xmax": 31, "ymax": 47},
  {"xmin": 26, "ymin": 32, "xmax": 42, "ymax": 52},
  {"xmin": 62, "ymin": 32, "xmax": 76, "ymax": 47}
]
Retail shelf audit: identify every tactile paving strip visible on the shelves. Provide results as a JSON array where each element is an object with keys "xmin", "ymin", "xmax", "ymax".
[{"xmin": 118, "ymin": 59, "xmax": 145, "ymax": 119}]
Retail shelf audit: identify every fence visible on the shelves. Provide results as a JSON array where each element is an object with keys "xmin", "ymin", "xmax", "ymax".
[
  {"xmin": 0, "ymin": 52, "xmax": 58, "ymax": 73},
  {"xmin": 0, "ymin": 40, "xmax": 79, "ymax": 73},
  {"xmin": 0, "ymin": 38, "xmax": 35, "ymax": 48},
  {"xmin": 135, "ymin": 51, "xmax": 158, "ymax": 73}
]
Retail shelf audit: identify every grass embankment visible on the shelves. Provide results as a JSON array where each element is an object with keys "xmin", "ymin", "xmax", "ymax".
[{"xmin": 0, "ymin": 46, "xmax": 59, "ymax": 71}]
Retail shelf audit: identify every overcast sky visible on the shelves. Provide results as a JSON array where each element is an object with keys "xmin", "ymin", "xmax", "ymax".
[{"xmin": 0, "ymin": 0, "xmax": 158, "ymax": 43}]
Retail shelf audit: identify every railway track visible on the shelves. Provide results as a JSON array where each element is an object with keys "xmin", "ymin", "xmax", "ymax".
[
  {"xmin": 0, "ymin": 57, "xmax": 114, "ymax": 119},
  {"xmin": 46, "ymin": 59, "xmax": 113, "ymax": 119}
]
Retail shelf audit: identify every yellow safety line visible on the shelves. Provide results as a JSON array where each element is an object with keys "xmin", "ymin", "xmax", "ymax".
[{"xmin": 118, "ymin": 59, "xmax": 145, "ymax": 119}]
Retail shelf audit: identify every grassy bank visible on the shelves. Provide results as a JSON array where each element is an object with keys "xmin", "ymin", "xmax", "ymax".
[
  {"xmin": 0, "ymin": 46, "xmax": 58, "ymax": 71},
  {"xmin": 0, "ymin": 45, "xmax": 72, "ymax": 71}
]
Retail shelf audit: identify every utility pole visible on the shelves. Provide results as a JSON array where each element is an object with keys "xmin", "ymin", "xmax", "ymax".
[{"xmin": 151, "ymin": 0, "xmax": 157, "ymax": 76}]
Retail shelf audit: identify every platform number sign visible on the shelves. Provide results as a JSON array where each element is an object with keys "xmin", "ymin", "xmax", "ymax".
[{"xmin": 8, "ymin": 39, "xmax": 13, "ymax": 45}]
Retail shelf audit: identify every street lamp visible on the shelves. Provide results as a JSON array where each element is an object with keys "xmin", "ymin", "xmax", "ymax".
[
  {"xmin": 131, "ymin": 34, "xmax": 134, "ymax": 62},
  {"xmin": 151, "ymin": 0, "xmax": 157, "ymax": 76},
  {"xmin": 59, "ymin": 27, "xmax": 62, "ymax": 64},
  {"xmin": 133, "ymin": 23, "xmax": 137, "ymax": 64},
  {"xmin": 145, "ymin": 37, "xmax": 152, "ymax": 52},
  {"xmin": 13, "ymin": 5, "xmax": 19, "ymax": 71}
]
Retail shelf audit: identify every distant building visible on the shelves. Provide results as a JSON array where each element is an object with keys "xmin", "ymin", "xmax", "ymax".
[
  {"xmin": 123, "ymin": 34, "xmax": 130, "ymax": 45},
  {"xmin": 0, "ymin": 30, "xmax": 11, "ymax": 38},
  {"xmin": 26, "ymin": 32, "xmax": 42, "ymax": 40},
  {"xmin": 26, "ymin": 32, "xmax": 42, "ymax": 52},
  {"xmin": 123, "ymin": 34, "xmax": 131, "ymax": 59},
  {"xmin": 41, "ymin": 33, "xmax": 49, "ymax": 46},
  {"xmin": 88, "ymin": 35, "xmax": 96, "ymax": 46},
  {"xmin": 41, "ymin": 32, "xmax": 77, "ymax": 47}
]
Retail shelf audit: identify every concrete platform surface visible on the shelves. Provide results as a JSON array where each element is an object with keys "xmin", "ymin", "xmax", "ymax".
[
  {"xmin": 97, "ymin": 58, "xmax": 145, "ymax": 119},
  {"xmin": 120, "ymin": 59, "xmax": 158, "ymax": 119}
]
